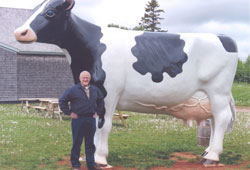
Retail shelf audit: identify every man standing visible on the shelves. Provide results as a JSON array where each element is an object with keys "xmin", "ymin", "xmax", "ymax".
[{"xmin": 59, "ymin": 71, "xmax": 104, "ymax": 170}]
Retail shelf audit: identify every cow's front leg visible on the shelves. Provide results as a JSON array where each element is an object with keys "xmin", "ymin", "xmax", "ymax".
[
  {"xmin": 203, "ymin": 95, "xmax": 232, "ymax": 165},
  {"xmin": 94, "ymin": 93, "xmax": 119, "ymax": 165}
]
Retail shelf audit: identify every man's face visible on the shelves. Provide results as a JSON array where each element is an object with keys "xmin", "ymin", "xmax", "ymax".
[{"xmin": 79, "ymin": 72, "xmax": 91, "ymax": 87}]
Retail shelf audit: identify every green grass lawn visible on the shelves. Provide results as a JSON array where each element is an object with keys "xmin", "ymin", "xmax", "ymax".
[
  {"xmin": 0, "ymin": 103, "xmax": 249, "ymax": 170},
  {"xmin": 232, "ymin": 82, "xmax": 250, "ymax": 107}
]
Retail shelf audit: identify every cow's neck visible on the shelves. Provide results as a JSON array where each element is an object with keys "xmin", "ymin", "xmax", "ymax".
[{"xmin": 60, "ymin": 14, "xmax": 106, "ymax": 95}]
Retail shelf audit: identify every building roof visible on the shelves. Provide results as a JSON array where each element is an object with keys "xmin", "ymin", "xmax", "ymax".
[{"xmin": 0, "ymin": 7, "xmax": 64, "ymax": 56}]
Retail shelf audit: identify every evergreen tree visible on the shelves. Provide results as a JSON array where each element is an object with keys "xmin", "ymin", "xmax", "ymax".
[
  {"xmin": 132, "ymin": 25, "xmax": 145, "ymax": 31},
  {"xmin": 139, "ymin": 0, "xmax": 165, "ymax": 32}
]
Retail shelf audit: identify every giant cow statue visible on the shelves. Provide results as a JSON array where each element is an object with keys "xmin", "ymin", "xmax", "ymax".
[{"xmin": 14, "ymin": 0, "xmax": 238, "ymax": 166}]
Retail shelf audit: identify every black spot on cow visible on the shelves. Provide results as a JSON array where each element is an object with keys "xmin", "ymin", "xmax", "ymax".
[
  {"xmin": 218, "ymin": 35, "xmax": 238, "ymax": 53},
  {"xmin": 131, "ymin": 32, "xmax": 188, "ymax": 82},
  {"xmin": 29, "ymin": 0, "xmax": 107, "ymax": 119},
  {"xmin": 29, "ymin": 0, "xmax": 107, "ymax": 97},
  {"xmin": 62, "ymin": 15, "xmax": 107, "ymax": 97}
]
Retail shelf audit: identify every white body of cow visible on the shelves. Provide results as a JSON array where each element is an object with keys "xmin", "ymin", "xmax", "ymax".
[{"xmin": 93, "ymin": 28, "xmax": 238, "ymax": 164}]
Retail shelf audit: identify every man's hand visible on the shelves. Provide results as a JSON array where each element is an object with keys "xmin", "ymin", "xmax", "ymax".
[
  {"xmin": 93, "ymin": 113, "xmax": 98, "ymax": 118},
  {"xmin": 71, "ymin": 112, "xmax": 78, "ymax": 119}
]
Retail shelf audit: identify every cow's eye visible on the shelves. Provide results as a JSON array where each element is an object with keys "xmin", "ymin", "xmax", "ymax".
[{"xmin": 46, "ymin": 9, "xmax": 55, "ymax": 18}]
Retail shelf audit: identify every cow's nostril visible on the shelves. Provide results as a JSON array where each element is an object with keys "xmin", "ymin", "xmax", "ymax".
[
  {"xmin": 21, "ymin": 30, "xmax": 28, "ymax": 36},
  {"xmin": 14, "ymin": 27, "xmax": 37, "ymax": 42}
]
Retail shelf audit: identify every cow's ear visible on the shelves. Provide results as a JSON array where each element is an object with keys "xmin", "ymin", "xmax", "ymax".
[{"xmin": 63, "ymin": 0, "xmax": 75, "ymax": 11}]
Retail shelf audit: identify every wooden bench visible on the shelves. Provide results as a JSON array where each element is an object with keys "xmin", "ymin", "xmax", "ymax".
[{"xmin": 31, "ymin": 106, "xmax": 47, "ymax": 110}]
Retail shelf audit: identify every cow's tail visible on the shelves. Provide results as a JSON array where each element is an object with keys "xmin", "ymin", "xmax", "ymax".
[{"xmin": 227, "ymin": 93, "xmax": 236, "ymax": 133}]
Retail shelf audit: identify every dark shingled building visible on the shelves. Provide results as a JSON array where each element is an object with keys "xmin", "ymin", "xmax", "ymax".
[{"xmin": 0, "ymin": 7, "xmax": 74, "ymax": 101}]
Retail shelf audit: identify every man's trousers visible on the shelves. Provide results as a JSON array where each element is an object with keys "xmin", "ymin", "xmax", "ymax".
[{"xmin": 70, "ymin": 117, "xmax": 96, "ymax": 168}]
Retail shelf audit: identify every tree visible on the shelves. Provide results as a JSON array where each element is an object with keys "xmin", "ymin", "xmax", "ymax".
[
  {"xmin": 235, "ymin": 59, "xmax": 245, "ymax": 83},
  {"xmin": 132, "ymin": 25, "xmax": 145, "ymax": 31},
  {"xmin": 107, "ymin": 23, "xmax": 129, "ymax": 30},
  {"xmin": 107, "ymin": 23, "xmax": 120, "ymax": 28},
  {"xmin": 244, "ymin": 55, "xmax": 250, "ymax": 84},
  {"xmin": 234, "ymin": 55, "xmax": 250, "ymax": 84},
  {"xmin": 139, "ymin": 0, "xmax": 165, "ymax": 32}
]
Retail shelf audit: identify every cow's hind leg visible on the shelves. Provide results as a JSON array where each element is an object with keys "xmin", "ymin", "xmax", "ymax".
[
  {"xmin": 94, "ymin": 93, "xmax": 119, "ymax": 166},
  {"xmin": 202, "ymin": 94, "xmax": 232, "ymax": 165},
  {"xmin": 201, "ymin": 119, "xmax": 214, "ymax": 159}
]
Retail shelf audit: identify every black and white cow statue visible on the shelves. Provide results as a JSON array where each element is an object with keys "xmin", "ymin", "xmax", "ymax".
[{"xmin": 14, "ymin": 0, "xmax": 238, "ymax": 166}]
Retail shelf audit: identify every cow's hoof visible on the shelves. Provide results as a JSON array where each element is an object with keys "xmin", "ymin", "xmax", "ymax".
[
  {"xmin": 201, "ymin": 159, "xmax": 224, "ymax": 167},
  {"xmin": 200, "ymin": 158, "xmax": 206, "ymax": 164},
  {"xmin": 96, "ymin": 163, "xmax": 112, "ymax": 169},
  {"xmin": 98, "ymin": 117, "xmax": 105, "ymax": 129},
  {"xmin": 201, "ymin": 151, "xmax": 208, "ymax": 157}
]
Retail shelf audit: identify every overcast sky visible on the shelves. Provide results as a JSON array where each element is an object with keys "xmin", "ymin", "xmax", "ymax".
[{"xmin": 0, "ymin": 0, "xmax": 249, "ymax": 61}]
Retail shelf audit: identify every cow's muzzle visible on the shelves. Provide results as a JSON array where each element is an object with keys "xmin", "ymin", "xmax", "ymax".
[{"xmin": 14, "ymin": 26, "xmax": 37, "ymax": 43}]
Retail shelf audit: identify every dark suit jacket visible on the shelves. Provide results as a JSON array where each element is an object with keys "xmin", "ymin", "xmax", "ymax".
[{"xmin": 59, "ymin": 83, "xmax": 104, "ymax": 117}]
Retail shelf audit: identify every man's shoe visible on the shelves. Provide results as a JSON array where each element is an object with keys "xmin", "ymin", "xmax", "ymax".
[
  {"xmin": 72, "ymin": 167, "xmax": 80, "ymax": 170},
  {"xmin": 88, "ymin": 164, "xmax": 102, "ymax": 170}
]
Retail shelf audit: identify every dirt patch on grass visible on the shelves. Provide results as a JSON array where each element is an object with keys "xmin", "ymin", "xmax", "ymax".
[
  {"xmin": 236, "ymin": 106, "xmax": 250, "ymax": 113},
  {"xmin": 57, "ymin": 157, "xmax": 137, "ymax": 170},
  {"xmin": 57, "ymin": 153, "xmax": 249, "ymax": 170},
  {"xmin": 151, "ymin": 152, "xmax": 249, "ymax": 170},
  {"xmin": 57, "ymin": 156, "xmax": 72, "ymax": 167},
  {"xmin": 151, "ymin": 161, "xmax": 249, "ymax": 170}
]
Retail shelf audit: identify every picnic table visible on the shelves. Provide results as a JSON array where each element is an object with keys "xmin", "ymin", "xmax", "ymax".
[
  {"xmin": 114, "ymin": 111, "xmax": 130, "ymax": 127},
  {"xmin": 39, "ymin": 98, "xmax": 63, "ymax": 120},
  {"xmin": 19, "ymin": 98, "xmax": 40, "ymax": 113},
  {"xmin": 19, "ymin": 98, "xmax": 63, "ymax": 120}
]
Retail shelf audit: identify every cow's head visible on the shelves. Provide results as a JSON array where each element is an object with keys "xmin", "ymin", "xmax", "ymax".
[{"xmin": 14, "ymin": 0, "xmax": 75, "ymax": 45}]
